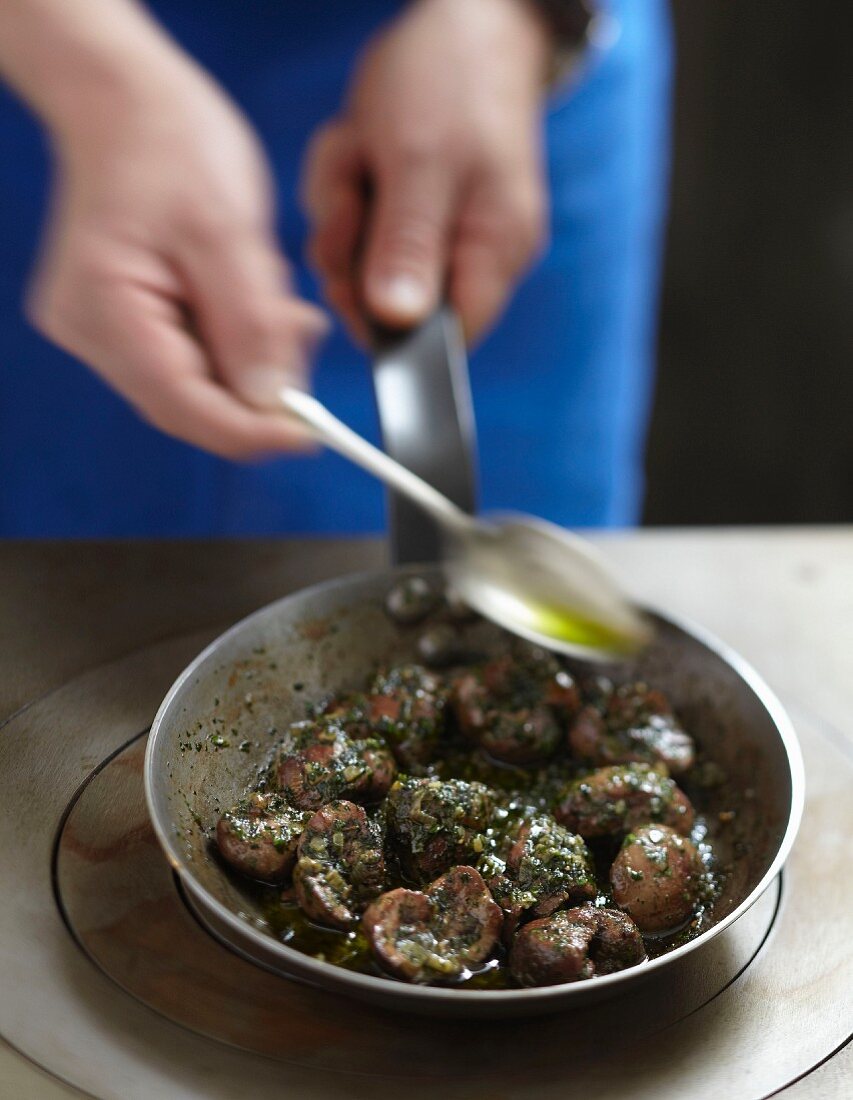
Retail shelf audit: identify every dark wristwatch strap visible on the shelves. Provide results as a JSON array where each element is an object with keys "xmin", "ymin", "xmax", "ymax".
[
  {"xmin": 526, "ymin": 0, "xmax": 596, "ymax": 87},
  {"xmin": 528, "ymin": 0, "xmax": 594, "ymax": 46}
]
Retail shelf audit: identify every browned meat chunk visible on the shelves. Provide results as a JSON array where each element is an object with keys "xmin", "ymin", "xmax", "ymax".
[
  {"xmin": 555, "ymin": 762, "xmax": 694, "ymax": 839},
  {"xmin": 610, "ymin": 823, "xmax": 707, "ymax": 935},
  {"xmin": 366, "ymin": 665, "xmax": 447, "ymax": 770},
  {"xmin": 510, "ymin": 906, "xmax": 646, "ymax": 987},
  {"xmin": 449, "ymin": 648, "xmax": 578, "ymax": 765},
  {"xmin": 363, "ymin": 866, "xmax": 502, "ymax": 983},
  {"xmin": 416, "ymin": 623, "xmax": 467, "ymax": 668},
  {"xmin": 467, "ymin": 696, "xmax": 561, "ymax": 765},
  {"xmin": 385, "ymin": 777, "xmax": 493, "ymax": 883},
  {"xmin": 483, "ymin": 648, "xmax": 581, "ymax": 716},
  {"xmin": 384, "ymin": 576, "xmax": 440, "ymax": 625},
  {"xmin": 485, "ymin": 814, "xmax": 596, "ymax": 941},
  {"xmin": 357, "ymin": 741, "xmax": 398, "ymax": 800},
  {"xmin": 323, "ymin": 666, "xmax": 447, "ymax": 772},
  {"xmin": 292, "ymin": 800, "xmax": 386, "ymax": 930},
  {"xmin": 274, "ymin": 719, "xmax": 396, "ymax": 810},
  {"xmin": 568, "ymin": 681, "xmax": 695, "ymax": 775},
  {"xmin": 215, "ymin": 793, "xmax": 309, "ymax": 883}
]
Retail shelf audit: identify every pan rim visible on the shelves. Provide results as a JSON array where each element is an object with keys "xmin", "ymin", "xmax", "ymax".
[{"xmin": 144, "ymin": 564, "xmax": 805, "ymax": 1006}]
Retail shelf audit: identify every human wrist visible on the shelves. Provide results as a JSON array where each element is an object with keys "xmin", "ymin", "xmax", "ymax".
[
  {"xmin": 412, "ymin": 0, "xmax": 553, "ymax": 92},
  {"xmin": 0, "ymin": 1, "xmax": 202, "ymax": 154},
  {"xmin": 45, "ymin": 52, "xmax": 184, "ymax": 155}
]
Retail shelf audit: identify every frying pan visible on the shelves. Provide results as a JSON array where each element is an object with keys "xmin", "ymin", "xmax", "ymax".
[{"xmin": 144, "ymin": 312, "xmax": 803, "ymax": 1018}]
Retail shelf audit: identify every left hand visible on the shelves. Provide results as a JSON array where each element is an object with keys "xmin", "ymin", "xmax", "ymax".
[{"xmin": 301, "ymin": 0, "xmax": 551, "ymax": 344}]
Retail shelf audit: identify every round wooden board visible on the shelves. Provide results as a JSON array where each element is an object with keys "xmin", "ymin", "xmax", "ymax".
[{"xmin": 0, "ymin": 633, "xmax": 848, "ymax": 1098}]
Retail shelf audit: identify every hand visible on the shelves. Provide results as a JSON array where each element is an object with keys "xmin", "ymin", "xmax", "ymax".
[
  {"xmin": 302, "ymin": 0, "xmax": 550, "ymax": 344},
  {"xmin": 29, "ymin": 55, "xmax": 327, "ymax": 459}
]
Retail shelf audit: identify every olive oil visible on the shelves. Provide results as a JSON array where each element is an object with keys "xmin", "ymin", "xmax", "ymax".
[{"xmin": 528, "ymin": 602, "xmax": 643, "ymax": 656}]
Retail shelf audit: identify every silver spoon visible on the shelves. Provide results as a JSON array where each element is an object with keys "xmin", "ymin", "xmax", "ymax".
[{"xmin": 281, "ymin": 386, "xmax": 650, "ymax": 659}]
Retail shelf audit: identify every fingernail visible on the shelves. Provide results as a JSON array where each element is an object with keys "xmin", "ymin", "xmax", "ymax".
[
  {"xmin": 373, "ymin": 274, "xmax": 431, "ymax": 323},
  {"xmin": 240, "ymin": 361, "xmax": 305, "ymax": 409}
]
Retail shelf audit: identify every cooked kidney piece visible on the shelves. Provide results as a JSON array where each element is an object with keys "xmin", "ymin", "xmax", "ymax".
[
  {"xmin": 292, "ymin": 800, "xmax": 386, "ymax": 930},
  {"xmin": 610, "ymin": 824, "xmax": 706, "ymax": 935},
  {"xmin": 324, "ymin": 666, "xmax": 447, "ymax": 772},
  {"xmin": 510, "ymin": 906, "xmax": 646, "ymax": 986},
  {"xmin": 363, "ymin": 865, "xmax": 502, "ymax": 983},
  {"xmin": 216, "ymin": 793, "xmax": 309, "ymax": 883},
  {"xmin": 486, "ymin": 814, "xmax": 595, "ymax": 941},
  {"xmin": 274, "ymin": 719, "xmax": 396, "ymax": 810},
  {"xmin": 568, "ymin": 680, "xmax": 695, "ymax": 775},
  {"xmin": 212, "ymin": 582, "xmax": 725, "ymax": 990},
  {"xmin": 482, "ymin": 648, "xmax": 581, "ymax": 715},
  {"xmin": 385, "ymin": 776, "xmax": 493, "ymax": 882},
  {"xmin": 449, "ymin": 648, "xmax": 579, "ymax": 765},
  {"xmin": 384, "ymin": 576, "xmax": 440, "ymax": 625},
  {"xmin": 365, "ymin": 664, "xmax": 447, "ymax": 771},
  {"xmin": 555, "ymin": 762, "xmax": 694, "ymax": 839}
]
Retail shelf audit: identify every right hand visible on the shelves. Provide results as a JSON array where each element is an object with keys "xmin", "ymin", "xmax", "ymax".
[
  {"xmin": 29, "ymin": 56, "xmax": 327, "ymax": 459},
  {"xmin": 302, "ymin": 0, "xmax": 549, "ymax": 346}
]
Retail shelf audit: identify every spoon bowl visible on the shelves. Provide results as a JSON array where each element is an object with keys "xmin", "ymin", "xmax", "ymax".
[
  {"xmin": 444, "ymin": 513, "xmax": 650, "ymax": 658},
  {"xmin": 280, "ymin": 386, "xmax": 649, "ymax": 659}
]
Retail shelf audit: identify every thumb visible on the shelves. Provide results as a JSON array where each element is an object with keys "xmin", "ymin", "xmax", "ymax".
[
  {"xmin": 178, "ymin": 226, "xmax": 328, "ymax": 408},
  {"xmin": 362, "ymin": 156, "xmax": 455, "ymax": 328}
]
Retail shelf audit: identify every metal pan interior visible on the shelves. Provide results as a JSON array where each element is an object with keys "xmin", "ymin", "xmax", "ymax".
[{"xmin": 144, "ymin": 565, "xmax": 803, "ymax": 1016}]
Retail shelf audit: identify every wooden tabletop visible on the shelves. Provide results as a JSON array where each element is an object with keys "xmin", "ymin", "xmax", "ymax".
[{"xmin": 1, "ymin": 529, "xmax": 851, "ymax": 1098}]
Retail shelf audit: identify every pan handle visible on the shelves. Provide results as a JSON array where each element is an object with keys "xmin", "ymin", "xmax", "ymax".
[{"xmin": 370, "ymin": 305, "xmax": 479, "ymax": 564}]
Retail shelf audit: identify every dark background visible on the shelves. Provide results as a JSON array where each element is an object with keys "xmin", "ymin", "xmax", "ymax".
[{"xmin": 643, "ymin": 2, "xmax": 853, "ymax": 525}]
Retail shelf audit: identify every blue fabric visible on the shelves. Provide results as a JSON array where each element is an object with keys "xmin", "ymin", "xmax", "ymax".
[{"xmin": 0, "ymin": 0, "xmax": 672, "ymax": 536}]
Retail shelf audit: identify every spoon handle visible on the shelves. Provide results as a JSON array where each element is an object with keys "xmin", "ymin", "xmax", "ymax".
[{"xmin": 280, "ymin": 387, "xmax": 472, "ymax": 534}]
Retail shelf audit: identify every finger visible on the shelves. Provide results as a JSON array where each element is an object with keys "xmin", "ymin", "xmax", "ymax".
[
  {"xmin": 154, "ymin": 363, "xmax": 322, "ymax": 459},
  {"xmin": 307, "ymin": 182, "xmax": 366, "ymax": 283},
  {"xmin": 321, "ymin": 275, "xmax": 371, "ymax": 347},
  {"xmin": 450, "ymin": 234, "xmax": 512, "ymax": 345},
  {"xmin": 307, "ymin": 183, "xmax": 367, "ymax": 344},
  {"xmin": 361, "ymin": 152, "xmax": 456, "ymax": 328},
  {"xmin": 176, "ymin": 225, "xmax": 329, "ymax": 408},
  {"xmin": 40, "ymin": 275, "xmax": 318, "ymax": 459},
  {"xmin": 450, "ymin": 171, "xmax": 547, "ymax": 343},
  {"xmin": 302, "ymin": 121, "xmax": 370, "ymax": 343},
  {"xmin": 301, "ymin": 120, "xmax": 363, "ymax": 225},
  {"xmin": 116, "ymin": 293, "xmax": 320, "ymax": 458}
]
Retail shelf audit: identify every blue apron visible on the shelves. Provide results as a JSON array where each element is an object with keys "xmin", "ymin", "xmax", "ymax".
[{"xmin": 0, "ymin": 0, "xmax": 671, "ymax": 535}]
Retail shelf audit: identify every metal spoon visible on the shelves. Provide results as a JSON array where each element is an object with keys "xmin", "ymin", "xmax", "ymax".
[{"xmin": 281, "ymin": 386, "xmax": 650, "ymax": 659}]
